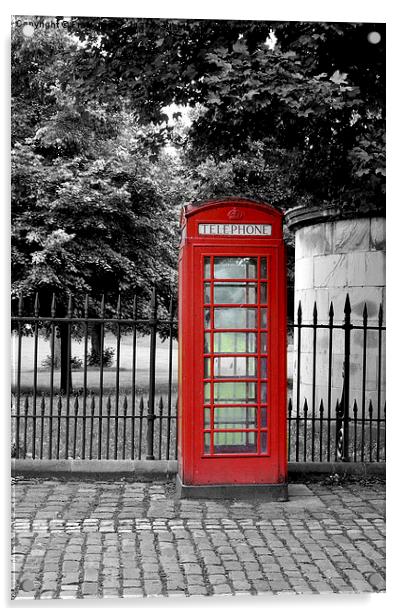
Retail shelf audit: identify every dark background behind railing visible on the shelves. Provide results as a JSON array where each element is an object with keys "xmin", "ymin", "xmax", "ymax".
[{"xmin": 11, "ymin": 290, "xmax": 385, "ymax": 464}]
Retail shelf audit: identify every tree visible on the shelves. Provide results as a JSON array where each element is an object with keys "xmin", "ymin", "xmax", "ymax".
[
  {"xmin": 11, "ymin": 18, "xmax": 181, "ymax": 390},
  {"xmin": 67, "ymin": 19, "xmax": 385, "ymax": 213}
]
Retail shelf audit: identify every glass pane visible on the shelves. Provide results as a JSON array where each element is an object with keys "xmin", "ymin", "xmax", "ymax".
[
  {"xmin": 213, "ymin": 382, "xmax": 257, "ymax": 403},
  {"xmin": 204, "ymin": 407, "xmax": 210, "ymax": 428},
  {"xmin": 261, "ymin": 407, "xmax": 267, "ymax": 428},
  {"xmin": 204, "ymin": 309, "xmax": 211, "ymax": 328},
  {"xmin": 260, "ymin": 258, "xmax": 267, "ymax": 279},
  {"xmin": 261, "ymin": 308, "xmax": 268, "ymax": 328},
  {"xmin": 214, "ymin": 257, "xmax": 257, "ymax": 279},
  {"xmin": 214, "ymin": 356, "xmax": 257, "ymax": 378},
  {"xmin": 214, "ymin": 308, "xmax": 257, "ymax": 329},
  {"xmin": 204, "ymin": 358, "xmax": 211, "ymax": 378},
  {"xmin": 260, "ymin": 283, "xmax": 267, "ymax": 304},
  {"xmin": 214, "ymin": 283, "xmax": 257, "ymax": 305},
  {"xmin": 214, "ymin": 431, "xmax": 257, "ymax": 454},
  {"xmin": 214, "ymin": 332, "xmax": 257, "ymax": 354},
  {"xmin": 260, "ymin": 333, "xmax": 267, "ymax": 353},
  {"xmin": 261, "ymin": 382, "xmax": 267, "ymax": 403},
  {"xmin": 204, "ymin": 333, "xmax": 211, "ymax": 353},
  {"xmin": 260, "ymin": 358, "xmax": 267, "ymax": 378},
  {"xmin": 214, "ymin": 407, "xmax": 257, "ymax": 429},
  {"xmin": 204, "ymin": 383, "xmax": 211, "ymax": 402},
  {"xmin": 204, "ymin": 257, "xmax": 211, "ymax": 278},
  {"xmin": 204, "ymin": 283, "xmax": 211, "ymax": 304},
  {"xmin": 260, "ymin": 431, "xmax": 268, "ymax": 453},
  {"xmin": 204, "ymin": 432, "xmax": 211, "ymax": 454}
]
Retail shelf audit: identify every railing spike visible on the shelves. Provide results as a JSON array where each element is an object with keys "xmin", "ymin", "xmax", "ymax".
[
  {"xmin": 18, "ymin": 292, "xmax": 23, "ymax": 316},
  {"xmin": 297, "ymin": 300, "xmax": 302, "ymax": 323},
  {"xmin": 100, "ymin": 294, "xmax": 105, "ymax": 317},
  {"xmin": 288, "ymin": 398, "xmax": 292, "ymax": 412},
  {"xmin": 329, "ymin": 301, "xmax": 334, "ymax": 319},
  {"xmin": 368, "ymin": 400, "xmax": 374, "ymax": 418},
  {"xmin": 313, "ymin": 301, "xmax": 318, "ymax": 322},
  {"xmin": 319, "ymin": 399, "xmax": 324, "ymax": 417},
  {"xmin": 67, "ymin": 293, "xmax": 73, "ymax": 318},
  {"xmin": 363, "ymin": 302, "xmax": 368, "ymax": 322},
  {"xmin": 150, "ymin": 286, "xmax": 157, "ymax": 317},
  {"xmin": 344, "ymin": 293, "xmax": 351, "ymax": 316},
  {"xmin": 303, "ymin": 398, "xmax": 308, "ymax": 413},
  {"xmin": 116, "ymin": 294, "xmax": 121, "ymax": 317},
  {"xmin": 133, "ymin": 295, "xmax": 137, "ymax": 318},
  {"xmin": 84, "ymin": 294, "xmax": 89, "ymax": 318},
  {"xmin": 51, "ymin": 293, "xmax": 56, "ymax": 317},
  {"xmin": 378, "ymin": 303, "xmax": 383, "ymax": 325},
  {"xmin": 353, "ymin": 399, "xmax": 358, "ymax": 417},
  {"xmin": 34, "ymin": 292, "xmax": 40, "ymax": 317}
]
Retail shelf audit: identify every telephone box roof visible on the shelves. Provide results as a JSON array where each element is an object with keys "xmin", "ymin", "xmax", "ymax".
[{"xmin": 181, "ymin": 197, "xmax": 284, "ymax": 225}]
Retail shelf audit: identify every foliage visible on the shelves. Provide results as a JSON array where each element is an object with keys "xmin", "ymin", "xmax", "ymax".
[
  {"xmin": 11, "ymin": 18, "xmax": 180, "ymax": 327},
  {"xmin": 68, "ymin": 19, "xmax": 385, "ymax": 213},
  {"xmin": 42, "ymin": 354, "xmax": 83, "ymax": 369},
  {"xmin": 11, "ymin": 17, "xmax": 385, "ymax": 344},
  {"xmin": 86, "ymin": 346, "xmax": 115, "ymax": 367}
]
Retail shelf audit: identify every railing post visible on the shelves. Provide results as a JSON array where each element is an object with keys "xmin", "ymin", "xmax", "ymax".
[
  {"xmin": 166, "ymin": 294, "xmax": 174, "ymax": 460},
  {"xmin": 311, "ymin": 301, "xmax": 318, "ymax": 461},
  {"xmin": 295, "ymin": 301, "xmax": 302, "ymax": 461},
  {"xmin": 146, "ymin": 286, "xmax": 157, "ymax": 460},
  {"xmin": 342, "ymin": 294, "xmax": 352, "ymax": 461},
  {"xmin": 32, "ymin": 293, "xmax": 40, "ymax": 459},
  {"xmin": 131, "ymin": 295, "xmax": 137, "ymax": 460},
  {"xmin": 16, "ymin": 292, "xmax": 23, "ymax": 459}
]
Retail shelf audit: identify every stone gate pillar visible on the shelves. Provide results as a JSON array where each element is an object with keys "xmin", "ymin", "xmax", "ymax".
[{"xmin": 285, "ymin": 206, "xmax": 385, "ymax": 417}]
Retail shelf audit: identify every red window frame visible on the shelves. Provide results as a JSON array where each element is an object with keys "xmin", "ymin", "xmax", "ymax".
[{"xmin": 201, "ymin": 254, "xmax": 271, "ymax": 458}]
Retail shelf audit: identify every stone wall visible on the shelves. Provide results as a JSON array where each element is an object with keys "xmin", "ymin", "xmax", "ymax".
[{"xmin": 288, "ymin": 212, "xmax": 385, "ymax": 417}]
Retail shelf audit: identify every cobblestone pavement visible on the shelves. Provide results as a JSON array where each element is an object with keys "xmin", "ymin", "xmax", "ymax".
[{"xmin": 11, "ymin": 477, "xmax": 385, "ymax": 599}]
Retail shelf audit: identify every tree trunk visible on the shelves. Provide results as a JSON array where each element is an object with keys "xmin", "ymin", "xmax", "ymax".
[
  {"xmin": 59, "ymin": 322, "xmax": 72, "ymax": 393},
  {"xmin": 53, "ymin": 336, "xmax": 61, "ymax": 368},
  {"xmin": 90, "ymin": 322, "xmax": 101, "ymax": 358}
]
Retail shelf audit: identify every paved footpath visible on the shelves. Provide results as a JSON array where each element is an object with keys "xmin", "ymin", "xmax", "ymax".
[{"xmin": 11, "ymin": 477, "xmax": 386, "ymax": 599}]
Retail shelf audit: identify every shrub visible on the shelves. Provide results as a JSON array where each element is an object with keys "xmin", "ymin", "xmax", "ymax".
[
  {"xmin": 42, "ymin": 355, "xmax": 83, "ymax": 369},
  {"xmin": 86, "ymin": 346, "xmax": 115, "ymax": 367}
]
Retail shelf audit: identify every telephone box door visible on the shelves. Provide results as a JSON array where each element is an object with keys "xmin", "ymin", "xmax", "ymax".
[{"xmin": 189, "ymin": 247, "xmax": 286, "ymax": 485}]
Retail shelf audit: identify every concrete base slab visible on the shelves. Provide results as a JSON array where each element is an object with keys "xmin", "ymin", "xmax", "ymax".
[{"xmin": 176, "ymin": 475, "xmax": 288, "ymax": 500}]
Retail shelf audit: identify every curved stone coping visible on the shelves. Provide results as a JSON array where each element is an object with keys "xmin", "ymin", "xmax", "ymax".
[
  {"xmin": 285, "ymin": 204, "xmax": 385, "ymax": 231},
  {"xmin": 11, "ymin": 458, "xmax": 384, "ymax": 477}
]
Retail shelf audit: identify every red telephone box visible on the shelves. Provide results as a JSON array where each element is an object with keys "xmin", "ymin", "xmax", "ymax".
[{"xmin": 177, "ymin": 198, "xmax": 288, "ymax": 499}]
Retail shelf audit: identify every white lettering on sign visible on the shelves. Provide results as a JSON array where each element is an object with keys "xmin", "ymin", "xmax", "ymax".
[{"xmin": 198, "ymin": 223, "xmax": 272, "ymax": 236}]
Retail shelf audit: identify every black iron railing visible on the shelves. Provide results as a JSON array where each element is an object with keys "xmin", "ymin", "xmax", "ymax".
[
  {"xmin": 11, "ymin": 291, "xmax": 385, "ymax": 463},
  {"xmin": 288, "ymin": 295, "xmax": 385, "ymax": 463},
  {"xmin": 11, "ymin": 289, "xmax": 178, "ymax": 461}
]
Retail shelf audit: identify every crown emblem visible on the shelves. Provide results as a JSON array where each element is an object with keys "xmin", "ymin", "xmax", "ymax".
[{"xmin": 227, "ymin": 208, "xmax": 243, "ymax": 220}]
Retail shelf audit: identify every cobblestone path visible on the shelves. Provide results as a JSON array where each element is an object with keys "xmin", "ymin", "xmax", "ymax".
[{"xmin": 11, "ymin": 478, "xmax": 385, "ymax": 599}]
